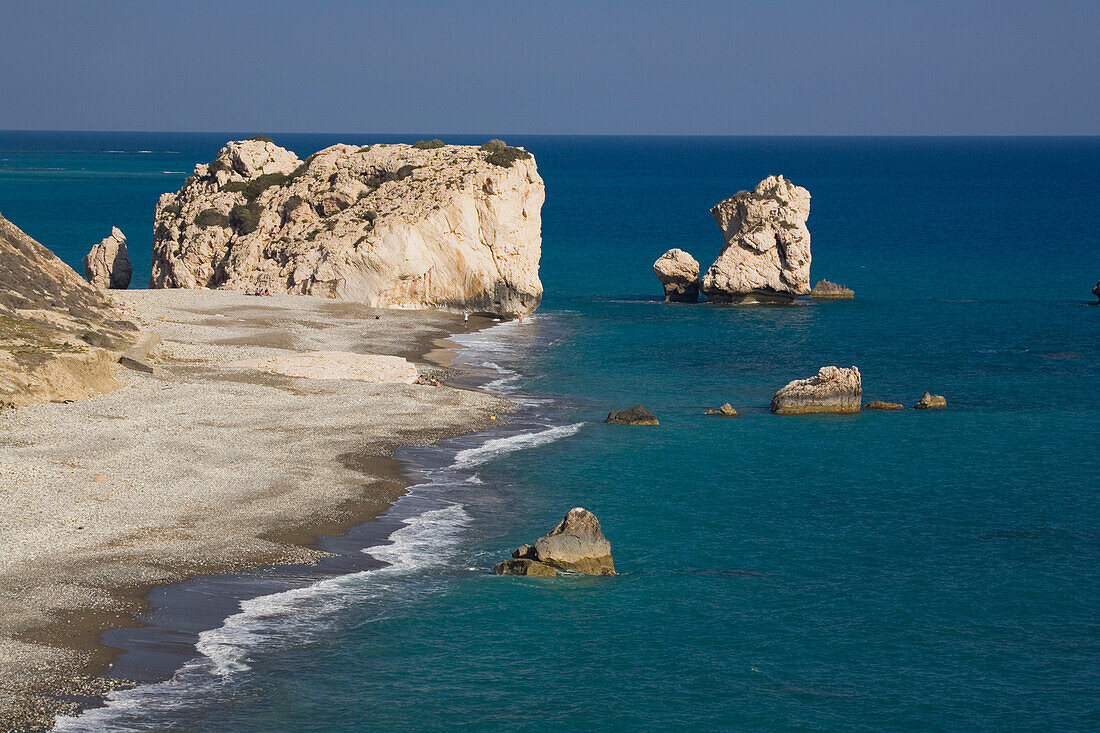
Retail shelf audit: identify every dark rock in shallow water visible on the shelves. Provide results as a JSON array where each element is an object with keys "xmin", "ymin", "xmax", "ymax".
[
  {"xmin": 606, "ymin": 405, "xmax": 659, "ymax": 425},
  {"xmin": 493, "ymin": 558, "xmax": 557, "ymax": 577},
  {"xmin": 809, "ymin": 279, "xmax": 854, "ymax": 299},
  {"xmin": 864, "ymin": 400, "xmax": 904, "ymax": 410},
  {"xmin": 1093, "ymin": 281, "xmax": 1100, "ymax": 303},
  {"xmin": 913, "ymin": 392, "xmax": 947, "ymax": 409},
  {"xmin": 704, "ymin": 403, "xmax": 739, "ymax": 417},
  {"xmin": 496, "ymin": 508, "xmax": 616, "ymax": 576}
]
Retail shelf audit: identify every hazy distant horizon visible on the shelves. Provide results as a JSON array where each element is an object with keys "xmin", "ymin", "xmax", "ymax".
[{"xmin": 1, "ymin": 0, "xmax": 1097, "ymax": 136}]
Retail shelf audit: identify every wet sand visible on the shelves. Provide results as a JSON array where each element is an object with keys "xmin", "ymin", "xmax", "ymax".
[{"xmin": 0, "ymin": 290, "xmax": 510, "ymax": 731}]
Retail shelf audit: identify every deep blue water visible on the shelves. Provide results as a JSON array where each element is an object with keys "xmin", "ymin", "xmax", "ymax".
[{"xmin": 4, "ymin": 133, "xmax": 1098, "ymax": 731}]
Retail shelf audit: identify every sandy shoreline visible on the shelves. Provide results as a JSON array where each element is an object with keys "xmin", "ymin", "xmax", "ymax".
[{"xmin": 0, "ymin": 290, "xmax": 511, "ymax": 731}]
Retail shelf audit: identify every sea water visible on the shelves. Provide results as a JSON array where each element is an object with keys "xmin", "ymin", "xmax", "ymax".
[{"xmin": 3, "ymin": 133, "xmax": 1097, "ymax": 731}]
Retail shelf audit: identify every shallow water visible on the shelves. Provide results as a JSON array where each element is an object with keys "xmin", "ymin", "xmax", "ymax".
[{"xmin": 4, "ymin": 133, "xmax": 1097, "ymax": 731}]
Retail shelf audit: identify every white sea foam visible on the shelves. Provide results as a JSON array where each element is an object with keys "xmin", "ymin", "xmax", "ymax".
[
  {"xmin": 53, "ymin": 504, "xmax": 471, "ymax": 730},
  {"xmin": 451, "ymin": 423, "xmax": 583, "ymax": 470}
]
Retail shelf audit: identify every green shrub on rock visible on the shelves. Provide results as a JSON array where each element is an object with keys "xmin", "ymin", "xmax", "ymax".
[
  {"xmin": 412, "ymin": 139, "xmax": 445, "ymax": 149},
  {"xmin": 229, "ymin": 202, "xmax": 262, "ymax": 234},
  {"xmin": 194, "ymin": 208, "xmax": 230, "ymax": 228},
  {"xmin": 221, "ymin": 172, "xmax": 288, "ymax": 201},
  {"xmin": 249, "ymin": 135, "xmax": 275, "ymax": 143},
  {"xmin": 481, "ymin": 139, "xmax": 532, "ymax": 167}
]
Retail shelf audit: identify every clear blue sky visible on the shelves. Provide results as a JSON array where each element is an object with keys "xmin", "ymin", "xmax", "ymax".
[{"xmin": 1, "ymin": 0, "xmax": 1097, "ymax": 135}]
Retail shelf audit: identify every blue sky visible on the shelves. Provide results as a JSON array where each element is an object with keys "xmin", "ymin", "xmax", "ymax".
[{"xmin": 1, "ymin": 0, "xmax": 1097, "ymax": 134}]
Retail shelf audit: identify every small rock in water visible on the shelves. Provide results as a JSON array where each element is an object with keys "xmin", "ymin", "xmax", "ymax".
[
  {"xmin": 913, "ymin": 392, "xmax": 947, "ymax": 409},
  {"xmin": 704, "ymin": 403, "xmax": 739, "ymax": 417},
  {"xmin": 771, "ymin": 366, "xmax": 862, "ymax": 415},
  {"xmin": 864, "ymin": 400, "xmax": 904, "ymax": 410},
  {"xmin": 493, "ymin": 558, "xmax": 557, "ymax": 577},
  {"xmin": 1093, "ymin": 281, "xmax": 1100, "ymax": 303},
  {"xmin": 653, "ymin": 249, "xmax": 701, "ymax": 302},
  {"xmin": 809, "ymin": 280, "xmax": 854, "ymax": 299},
  {"xmin": 495, "ymin": 507, "xmax": 616, "ymax": 576},
  {"xmin": 606, "ymin": 405, "xmax": 659, "ymax": 425}
]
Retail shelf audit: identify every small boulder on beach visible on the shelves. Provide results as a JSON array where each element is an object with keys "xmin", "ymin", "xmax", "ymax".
[
  {"xmin": 495, "ymin": 507, "xmax": 616, "ymax": 576},
  {"xmin": 914, "ymin": 392, "xmax": 947, "ymax": 409},
  {"xmin": 606, "ymin": 405, "xmax": 659, "ymax": 425},
  {"xmin": 864, "ymin": 400, "xmax": 904, "ymax": 410},
  {"xmin": 771, "ymin": 366, "xmax": 862, "ymax": 415},
  {"xmin": 809, "ymin": 280, "xmax": 854, "ymax": 299},
  {"xmin": 704, "ymin": 403, "xmax": 739, "ymax": 417}
]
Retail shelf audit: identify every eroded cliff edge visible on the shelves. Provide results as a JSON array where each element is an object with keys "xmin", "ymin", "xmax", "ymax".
[
  {"xmin": 150, "ymin": 138, "xmax": 544, "ymax": 317},
  {"xmin": 0, "ymin": 214, "xmax": 136, "ymax": 406}
]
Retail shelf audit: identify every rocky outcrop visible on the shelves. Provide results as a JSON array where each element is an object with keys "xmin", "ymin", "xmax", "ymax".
[
  {"xmin": 83, "ymin": 227, "xmax": 132, "ymax": 289},
  {"xmin": 704, "ymin": 403, "xmax": 739, "ymax": 417},
  {"xmin": 606, "ymin": 405, "xmax": 659, "ymax": 425},
  {"xmin": 495, "ymin": 508, "xmax": 615, "ymax": 576},
  {"xmin": 150, "ymin": 138, "xmax": 544, "ymax": 317},
  {"xmin": 864, "ymin": 400, "xmax": 904, "ymax": 410},
  {"xmin": 654, "ymin": 249, "xmax": 700, "ymax": 302},
  {"xmin": 809, "ymin": 280, "xmax": 853, "ymax": 299},
  {"xmin": 0, "ymin": 214, "xmax": 136, "ymax": 406},
  {"xmin": 771, "ymin": 366, "xmax": 862, "ymax": 415},
  {"xmin": 914, "ymin": 392, "xmax": 947, "ymax": 409},
  {"xmin": 702, "ymin": 175, "xmax": 811, "ymax": 303}
]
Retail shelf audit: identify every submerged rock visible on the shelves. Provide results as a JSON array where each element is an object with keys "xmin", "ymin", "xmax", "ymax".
[
  {"xmin": 809, "ymin": 280, "xmax": 853, "ymax": 299},
  {"xmin": 771, "ymin": 366, "xmax": 862, "ymax": 415},
  {"xmin": 653, "ymin": 249, "xmax": 700, "ymax": 302},
  {"xmin": 704, "ymin": 403, "xmax": 739, "ymax": 417},
  {"xmin": 83, "ymin": 227, "xmax": 132, "ymax": 289},
  {"xmin": 150, "ymin": 137, "xmax": 544, "ymax": 317},
  {"xmin": 913, "ymin": 392, "xmax": 947, "ymax": 409},
  {"xmin": 702, "ymin": 175, "xmax": 811, "ymax": 303},
  {"xmin": 606, "ymin": 405, "xmax": 659, "ymax": 425},
  {"xmin": 864, "ymin": 400, "xmax": 904, "ymax": 411},
  {"xmin": 495, "ymin": 508, "xmax": 616, "ymax": 576}
]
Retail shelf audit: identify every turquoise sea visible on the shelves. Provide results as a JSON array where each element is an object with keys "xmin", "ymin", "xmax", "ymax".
[{"xmin": 2, "ymin": 133, "xmax": 1098, "ymax": 731}]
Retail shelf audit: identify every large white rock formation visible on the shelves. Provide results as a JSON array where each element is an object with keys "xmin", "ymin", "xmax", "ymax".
[
  {"xmin": 702, "ymin": 175, "xmax": 811, "ymax": 303},
  {"xmin": 150, "ymin": 138, "xmax": 544, "ymax": 317},
  {"xmin": 83, "ymin": 227, "xmax": 132, "ymax": 289}
]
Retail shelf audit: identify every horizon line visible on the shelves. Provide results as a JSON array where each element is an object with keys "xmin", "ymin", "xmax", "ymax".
[{"xmin": 1, "ymin": 129, "xmax": 1098, "ymax": 139}]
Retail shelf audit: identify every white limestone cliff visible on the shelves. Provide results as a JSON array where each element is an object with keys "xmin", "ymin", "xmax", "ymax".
[
  {"xmin": 83, "ymin": 227, "xmax": 132, "ymax": 289},
  {"xmin": 150, "ymin": 138, "xmax": 544, "ymax": 317}
]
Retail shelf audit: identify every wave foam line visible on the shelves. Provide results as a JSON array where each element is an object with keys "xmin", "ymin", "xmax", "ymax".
[
  {"xmin": 52, "ymin": 504, "xmax": 470, "ymax": 731},
  {"xmin": 451, "ymin": 423, "xmax": 584, "ymax": 471}
]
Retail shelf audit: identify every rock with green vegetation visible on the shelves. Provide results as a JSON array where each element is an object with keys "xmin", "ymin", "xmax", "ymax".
[
  {"xmin": 913, "ymin": 392, "xmax": 947, "ymax": 409},
  {"xmin": 771, "ymin": 366, "xmax": 862, "ymax": 415},
  {"xmin": 496, "ymin": 508, "xmax": 616, "ymax": 576},
  {"xmin": 809, "ymin": 279, "xmax": 854, "ymax": 299},
  {"xmin": 702, "ymin": 175, "xmax": 812, "ymax": 303},
  {"xmin": 150, "ymin": 137, "xmax": 544, "ymax": 317},
  {"xmin": 83, "ymin": 226, "xmax": 132, "ymax": 289},
  {"xmin": 653, "ymin": 248, "xmax": 700, "ymax": 302},
  {"xmin": 0, "ymin": 213, "xmax": 137, "ymax": 405},
  {"xmin": 605, "ymin": 405, "xmax": 659, "ymax": 425}
]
